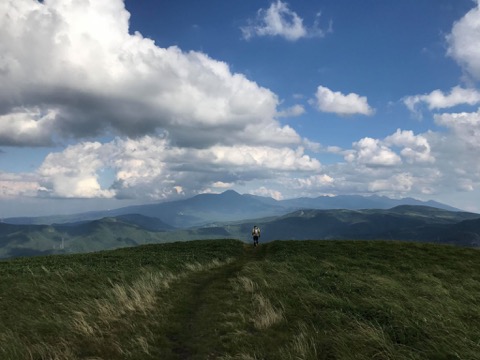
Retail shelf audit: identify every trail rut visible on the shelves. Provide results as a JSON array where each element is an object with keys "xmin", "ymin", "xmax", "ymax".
[{"xmin": 165, "ymin": 244, "xmax": 268, "ymax": 359}]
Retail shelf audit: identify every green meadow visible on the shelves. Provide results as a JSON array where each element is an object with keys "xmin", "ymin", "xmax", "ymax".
[{"xmin": 1, "ymin": 239, "xmax": 479, "ymax": 359}]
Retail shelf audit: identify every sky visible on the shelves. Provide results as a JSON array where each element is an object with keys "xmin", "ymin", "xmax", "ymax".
[{"xmin": 1, "ymin": 0, "xmax": 480, "ymax": 217}]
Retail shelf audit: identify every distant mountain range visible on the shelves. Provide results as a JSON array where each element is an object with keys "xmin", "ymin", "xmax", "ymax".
[
  {"xmin": 0, "ymin": 214, "xmax": 174, "ymax": 258},
  {"xmin": 3, "ymin": 190, "xmax": 461, "ymax": 227},
  {"xmin": 245, "ymin": 206, "xmax": 480, "ymax": 247},
  {"xmin": 0, "ymin": 191, "xmax": 479, "ymax": 259}
]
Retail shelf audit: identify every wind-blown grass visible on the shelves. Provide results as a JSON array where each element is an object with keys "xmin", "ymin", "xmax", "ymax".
[
  {"xmin": 0, "ymin": 240, "xmax": 242, "ymax": 359},
  {"xmin": 0, "ymin": 239, "xmax": 479, "ymax": 359}
]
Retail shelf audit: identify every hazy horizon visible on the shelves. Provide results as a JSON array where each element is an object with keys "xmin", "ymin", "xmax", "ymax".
[
  {"xmin": 0, "ymin": 190, "xmax": 465, "ymax": 219},
  {"xmin": 1, "ymin": 0, "xmax": 480, "ymax": 216}
]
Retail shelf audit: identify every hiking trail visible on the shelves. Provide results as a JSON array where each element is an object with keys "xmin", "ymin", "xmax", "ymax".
[{"xmin": 164, "ymin": 244, "xmax": 268, "ymax": 360}]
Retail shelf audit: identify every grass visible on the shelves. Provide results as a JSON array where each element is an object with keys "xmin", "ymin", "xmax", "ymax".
[
  {"xmin": 0, "ymin": 239, "xmax": 479, "ymax": 359},
  {"xmin": 0, "ymin": 240, "xmax": 242, "ymax": 359}
]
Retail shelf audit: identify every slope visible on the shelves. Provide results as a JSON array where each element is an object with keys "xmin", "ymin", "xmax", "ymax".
[
  {"xmin": 235, "ymin": 206, "xmax": 480, "ymax": 246},
  {"xmin": 0, "ymin": 215, "xmax": 174, "ymax": 259},
  {"xmin": 4, "ymin": 191, "xmax": 460, "ymax": 227},
  {"xmin": 2, "ymin": 205, "xmax": 480, "ymax": 259},
  {"xmin": 1, "ymin": 239, "xmax": 479, "ymax": 359}
]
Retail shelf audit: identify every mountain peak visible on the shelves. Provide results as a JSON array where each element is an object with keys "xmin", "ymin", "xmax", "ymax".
[{"xmin": 220, "ymin": 190, "xmax": 241, "ymax": 197}]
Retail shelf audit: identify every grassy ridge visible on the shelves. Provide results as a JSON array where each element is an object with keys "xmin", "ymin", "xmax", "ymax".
[
  {"xmin": 0, "ymin": 240, "xmax": 243, "ymax": 359},
  {"xmin": 0, "ymin": 239, "xmax": 479, "ymax": 359},
  {"xmin": 237, "ymin": 241, "xmax": 480, "ymax": 359}
]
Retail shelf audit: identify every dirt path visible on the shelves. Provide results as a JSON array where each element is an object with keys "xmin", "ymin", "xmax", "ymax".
[{"xmin": 164, "ymin": 244, "xmax": 268, "ymax": 359}]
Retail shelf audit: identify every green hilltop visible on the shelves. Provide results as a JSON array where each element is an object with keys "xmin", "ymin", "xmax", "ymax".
[
  {"xmin": 1, "ymin": 239, "xmax": 479, "ymax": 359},
  {"xmin": 2, "ymin": 205, "xmax": 480, "ymax": 259}
]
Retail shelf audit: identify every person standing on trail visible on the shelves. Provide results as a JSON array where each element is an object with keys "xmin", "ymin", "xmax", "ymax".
[{"xmin": 252, "ymin": 225, "xmax": 260, "ymax": 247}]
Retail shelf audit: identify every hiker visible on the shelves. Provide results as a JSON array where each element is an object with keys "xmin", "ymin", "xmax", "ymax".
[{"xmin": 252, "ymin": 225, "xmax": 260, "ymax": 247}]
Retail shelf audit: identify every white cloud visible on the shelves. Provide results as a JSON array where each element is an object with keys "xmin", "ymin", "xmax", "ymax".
[
  {"xmin": 404, "ymin": 86, "xmax": 480, "ymax": 116},
  {"xmin": 33, "ymin": 136, "xmax": 321, "ymax": 200},
  {"xmin": 241, "ymin": 1, "xmax": 326, "ymax": 41},
  {"xmin": 4, "ymin": 109, "xmax": 480, "ymax": 212},
  {"xmin": 447, "ymin": 0, "xmax": 480, "ymax": 80},
  {"xmin": 277, "ymin": 104, "xmax": 305, "ymax": 117},
  {"xmin": 326, "ymin": 146, "xmax": 344, "ymax": 154},
  {"xmin": 346, "ymin": 138, "xmax": 401, "ymax": 167},
  {"xmin": 3, "ymin": 108, "xmax": 479, "ymax": 213},
  {"xmin": 294, "ymin": 174, "xmax": 334, "ymax": 189},
  {"xmin": 368, "ymin": 173, "xmax": 414, "ymax": 193},
  {"xmin": 0, "ymin": 0, "xmax": 326, "ymax": 207},
  {"xmin": 403, "ymin": 3, "xmax": 480, "ymax": 119},
  {"xmin": 0, "ymin": 172, "xmax": 41, "ymax": 198},
  {"xmin": 286, "ymin": 109, "xmax": 480, "ymax": 206},
  {"xmin": 289, "ymin": 153, "xmax": 440, "ymax": 200},
  {"xmin": 0, "ymin": 0, "xmax": 298, "ymax": 149},
  {"xmin": 212, "ymin": 181, "xmax": 234, "ymax": 189},
  {"xmin": 384, "ymin": 129, "xmax": 434, "ymax": 164},
  {"xmin": 38, "ymin": 141, "xmax": 116, "ymax": 198},
  {"xmin": 4, "ymin": 0, "xmax": 480, "ymax": 214},
  {"xmin": 423, "ymin": 110, "xmax": 480, "ymax": 197},
  {"xmin": 302, "ymin": 138, "xmax": 322, "ymax": 153},
  {"xmin": 204, "ymin": 145, "xmax": 320, "ymax": 171},
  {"xmin": 0, "ymin": 108, "xmax": 57, "ymax": 146},
  {"xmin": 281, "ymin": 128, "xmax": 439, "ymax": 199},
  {"xmin": 249, "ymin": 187, "xmax": 284, "ymax": 200},
  {"xmin": 433, "ymin": 109, "xmax": 480, "ymax": 149},
  {"xmin": 313, "ymin": 86, "xmax": 375, "ymax": 116}
]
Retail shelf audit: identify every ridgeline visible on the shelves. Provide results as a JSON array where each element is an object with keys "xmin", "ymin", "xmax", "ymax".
[{"xmin": 1, "ymin": 239, "xmax": 479, "ymax": 359}]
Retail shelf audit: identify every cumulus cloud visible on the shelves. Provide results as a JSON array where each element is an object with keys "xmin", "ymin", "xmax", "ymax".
[
  {"xmin": 346, "ymin": 138, "xmax": 401, "ymax": 167},
  {"xmin": 241, "ymin": 1, "xmax": 327, "ymax": 41},
  {"xmin": 4, "ymin": 108, "xmax": 480, "ymax": 209},
  {"xmin": 249, "ymin": 186, "xmax": 284, "ymax": 200},
  {"xmin": 33, "ymin": 135, "xmax": 321, "ymax": 200},
  {"xmin": 384, "ymin": 129, "xmax": 434, "ymax": 164},
  {"xmin": 282, "ymin": 108, "xmax": 480, "ymax": 203},
  {"xmin": 404, "ymin": 86, "xmax": 480, "ymax": 116},
  {"xmin": 0, "ymin": 0, "xmax": 298, "ymax": 148},
  {"xmin": 38, "ymin": 141, "xmax": 116, "ymax": 198},
  {"xmin": 277, "ymin": 104, "xmax": 305, "ymax": 117},
  {"xmin": 293, "ymin": 174, "xmax": 334, "ymax": 190},
  {"xmin": 212, "ymin": 181, "xmax": 234, "ymax": 189},
  {"xmin": 403, "ymin": 2, "xmax": 480, "ymax": 119},
  {"xmin": 368, "ymin": 173, "xmax": 415, "ymax": 193},
  {"xmin": 4, "ymin": 0, "xmax": 480, "ymax": 213},
  {"xmin": 425, "ymin": 110, "xmax": 480, "ymax": 194},
  {"xmin": 433, "ymin": 109, "xmax": 480, "ymax": 149},
  {"xmin": 312, "ymin": 86, "xmax": 375, "ymax": 116},
  {"xmin": 0, "ymin": 0, "xmax": 328, "ymax": 204},
  {"xmin": 0, "ymin": 172, "xmax": 41, "ymax": 198},
  {"xmin": 0, "ymin": 108, "xmax": 57, "ymax": 147},
  {"xmin": 27, "ymin": 126, "xmax": 445, "ymax": 203},
  {"xmin": 447, "ymin": 0, "xmax": 480, "ymax": 80},
  {"xmin": 279, "ymin": 128, "xmax": 440, "ymax": 199}
]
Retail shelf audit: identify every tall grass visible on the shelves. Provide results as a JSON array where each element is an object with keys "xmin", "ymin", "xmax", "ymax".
[
  {"xmin": 216, "ymin": 240, "xmax": 480, "ymax": 359},
  {"xmin": 0, "ymin": 240, "xmax": 242, "ymax": 360},
  {"xmin": 1, "ymin": 239, "xmax": 479, "ymax": 359}
]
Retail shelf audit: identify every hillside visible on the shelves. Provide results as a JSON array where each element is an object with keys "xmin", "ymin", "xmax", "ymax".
[
  {"xmin": 1, "ymin": 240, "xmax": 479, "ymax": 359},
  {"xmin": 0, "ymin": 215, "xmax": 175, "ymax": 259},
  {"xmin": 223, "ymin": 205, "xmax": 480, "ymax": 246},
  {"xmin": 1, "ymin": 205, "xmax": 480, "ymax": 259},
  {"xmin": 4, "ymin": 190, "xmax": 460, "ymax": 227}
]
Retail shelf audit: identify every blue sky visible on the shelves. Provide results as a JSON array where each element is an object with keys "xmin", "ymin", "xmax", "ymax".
[{"xmin": 1, "ymin": 0, "xmax": 480, "ymax": 217}]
